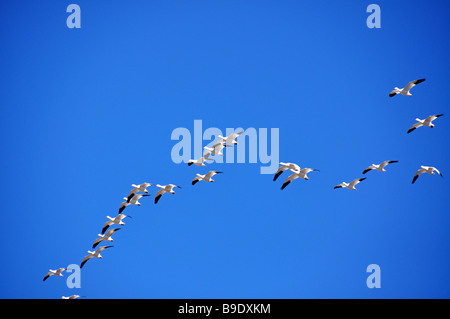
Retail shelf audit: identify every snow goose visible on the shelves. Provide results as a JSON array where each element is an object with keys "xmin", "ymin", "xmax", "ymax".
[
  {"xmin": 80, "ymin": 245, "xmax": 113, "ymax": 269},
  {"xmin": 154, "ymin": 184, "xmax": 181, "ymax": 204},
  {"xmin": 192, "ymin": 171, "xmax": 223, "ymax": 185},
  {"xmin": 62, "ymin": 295, "xmax": 83, "ymax": 299},
  {"xmin": 334, "ymin": 178, "xmax": 366, "ymax": 190},
  {"xmin": 188, "ymin": 156, "xmax": 208, "ymax": 167},
  {"xmin": 102, "ymin": 214, "xmax": 131, "ymax": 234},
  {"xmin": 389, "ymin": 78, "xmax": 425, "ymax": 97},
  {"xmin": 203, "ymin": 141, "xmax": 232, "ymax": 157},
  {"xmin": 127, "ymin": 183, "xmax": 152, "ymax": 202},
  {"xmin": 363, "ymin": 161, "xmax": 399, "ymax": 174},
  {"xmin": 412, "ymin": 166, "xmax": 443, "ymax": 184},
  {"xmin": 43, "ymin": 268, "xmax": 66, "ymax": 281},
  {"xmin": 218, "ymin": 131, "xmax": 244, "ymax": 145},
  {"xmin": 93, "ymin": 228, "xmax": 120, "ymax": 249},
  {"xmin": 407, "ymin": 114, "xmax": 444, "ymax": 134},
  {"xmin": 281, "ymin": 168, "xmax": 319, "ymax": 190},
  {"xmin": 119, "ymin": 194, "xmax": 149, "ymax": 214},
  {"xmin": 273, "ymin": 162, "xmax": 301, "ymax": 181}
]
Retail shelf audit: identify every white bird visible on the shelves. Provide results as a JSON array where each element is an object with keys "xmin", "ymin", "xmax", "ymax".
[
  {"xmin": 363, "ymin": 160, "xmax": 399, "ymax": 174},
  {"xmin": 154, "ymin": 184, "xmax": 181, "ymax": 204},
  {"xmin": 127, "ymin": 183, "xmax": 152, "ymax": 202},
  {"xmin": 119, "ymin": 194, "xmax": 149, "ymax": 214},
  {"xmin": 218, "ymin": 131, "xmax": 244, "ymax": 145},
  {"xmin": 192, "ymin": 171, "xmax": 223, "ymax": 185},
  {"xmin": 281, "ymin": 168, "xmax": 319, "ymax": 190},
  {"xmin": 188, "ymin": 156, "xmax": 208, "ymax": 167},
  {"xmin": 273, "ymin": 162, "xmax": 301, "ymax": 181},
  {"xmin": 412, "ymin": 166, "xmax": 443, "ymax": 184},
  {"xmin": 203, "ymin": 141, "xmax": 232, "ymax": 157},
  {"xmin": 102, "ymin": 214, "xmax": 131, "ymax": 234},
  {"xmin": 43, "ymin": 268, "xmax": 66, "ymax": 282},
  {"xmin": 389, "ymin": 78, "xmax": 425, "ymax": 97},
  {"xmin": 334, "ymin": 178, "xmax": 366, "ymax": 190},
  {"xmin": 93, "ymin": 228, "xmax": 120, "ymax": 249},
  {"xmin": 80, "ymin": 245, "xmax": 113, "ymax": 268},
  {"xmin": 407, "ymin": 114, "xmax": 444, "ymax": 134},
  {"xmin": 62, "ymin": 295, "xmax": 83, "ymax": 299}
]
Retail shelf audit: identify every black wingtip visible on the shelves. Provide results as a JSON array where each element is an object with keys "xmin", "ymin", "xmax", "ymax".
[
  {"xmin": 273, "ymin": 171, "xmax": 282, "ymax": 181},
  {"xmin": 281, "ymin": 181, "xmax": 290, "ymax": 190}
]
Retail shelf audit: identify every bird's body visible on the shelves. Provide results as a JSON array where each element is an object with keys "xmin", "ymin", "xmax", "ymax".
[
  {"xmin": 281, "ymin": 168, "xmax": 319, "ymax": 190},
  {"xmin": 192, "ymin": 171, "xmax": 223, "ymax": 185},
  {"xmin": 154, "ymin": 184, "xmax": 181, "ymax": 204},
  {"xmin": 93, "ymin": 228, "xmax": 120, "ymax": 248},
  {"xmin": 412, "ymin": 166, "xmax": 443, "ymax": 184},
  {"xmin": 363, "ymin": 160, "xmax": 399, "ymax": 174},
  {"xmin": 273, "ymin": 162, "xmax": 301, "ymax": 181},
  {"xmin": 127, "ymin": 183, "xmax": 152, "ymax": 202},
  {"xmin": 43, "ymin": 268, "xmax": 66, "ymax": 281},
  {"xmin": 80, "ymin": 245, "xmax": 113, "ymax": 268},
  {"xmin": 389, "ymin": 78, "xmax": 425, "ymax": 97},
  {"xmin": 334, "ymin": 178, "xmax": 366, "ymax": 190},
  {"xmin": 407, "ymin": 114, "xmax": 443, "ymax": 134},
  {"xmin": 102, "ymin": 214, "xmax": 131, "ymax": 234}
]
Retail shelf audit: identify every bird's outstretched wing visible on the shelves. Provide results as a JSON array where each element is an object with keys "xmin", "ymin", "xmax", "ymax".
[
  {"xmin": 404, "ymin": 78, "xmax": 425, "ymax": 92},
  {"xmin": 407, "ymin": 122, "xmax": 422, "ymax": 134}
]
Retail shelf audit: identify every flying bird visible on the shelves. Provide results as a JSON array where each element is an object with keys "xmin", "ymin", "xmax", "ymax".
[
  {"xmin": 334, "ymin": 178, "xmax": 366, "ymax": 190},
  {"xmin": 93, "ymin": 228, "xmax": 120, "ymax": 249},
  {"xmin": 412, "ymin": 166, "xmax": 443, "ymax": 184},
  {"xmin": 218, "ymin": 131, "xmax": 244, "ymax": 145},
  {"xmin": 80, "ymin": 245, "xmax": 113, "ymax": 269},
  {"xmin": 188, "ymin": 156, "xmax": 208, "ymax": 167},
  {"xmin": 43, "ymin": 268, "xmax": 66, "ymax": 282},
  {"xmin": 127, "ymin": 183, "xmax": 152, "ymax": 202},
  {"xmin": 154, "ymin": 184, "xmax": 181, "ymax": 204},
  {"xmin": 192, "ymin": 171, "xmax": 223, "ymax": 185},
  {"xmin": 62, "ymin": 295, "xmax": 83, "ymax": 299},
  {"xmin": 102, "ymin": 214, "xmax": 131, "ymax": 234},
  {"xmin": 273, "ymin": 162, "xmax": 301, "ymax": 181},
  {"xmin": 389, "ymin": 78, "xmax": 425, "ymax": 97},
  {"xmin": 203, "ymin": 141, "xmax": 232, "ymax": 157},
  {"xmin": 281, "ymin": 168, "xmax": 319, "ymax": 190},
  {"xmin": 119, "ymin": 194, "xmax": 149, "ymax": 213},
  {"xmin": 363, "ymin": 161, "xmax": 399, "ymax": 174},
  {"xmin": 407, "ymin": 114, "xmax": 444, "ymax": 134}
]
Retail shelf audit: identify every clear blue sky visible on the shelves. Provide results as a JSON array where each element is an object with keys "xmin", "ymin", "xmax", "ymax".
[{"xmin": 1, "ymin": 1, "xmax": 449, "ymax": 299}]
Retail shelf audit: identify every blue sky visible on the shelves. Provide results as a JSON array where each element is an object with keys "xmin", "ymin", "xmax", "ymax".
[{"xmin": 0, "ymin": 1, "xmax": 449, "ymax": 299}]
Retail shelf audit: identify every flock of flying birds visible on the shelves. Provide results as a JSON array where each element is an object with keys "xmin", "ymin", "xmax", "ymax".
[{"xmin": 43, "ymin": 78, "xmax": 444, "ymax": 299}]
